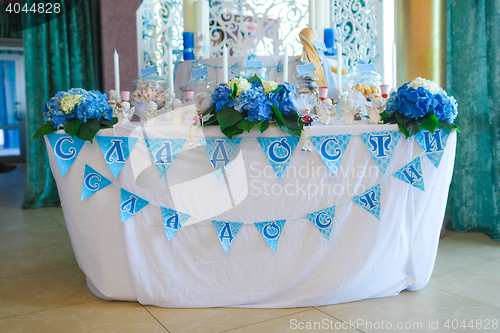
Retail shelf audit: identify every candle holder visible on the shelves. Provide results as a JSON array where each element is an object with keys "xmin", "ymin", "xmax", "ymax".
[
  {"xmin": 380, "ymin": 84, "xmax": 390, "ymax": 99},
  {"xmin": 318, "ymin": 87, "xmax": 328, "ymax": 101}
]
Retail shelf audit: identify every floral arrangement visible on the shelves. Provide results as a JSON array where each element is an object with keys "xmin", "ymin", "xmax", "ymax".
[
  {"xmin": 381, "ymin": 77, "xmax": 459, "ymax": 138},
  {"xmin": 203, "ymin": 75, "xmax": 302, "ymax": 139},
  {"xmin": 34, "ymin": 88, "xmax": 117, "ymax": 142}
]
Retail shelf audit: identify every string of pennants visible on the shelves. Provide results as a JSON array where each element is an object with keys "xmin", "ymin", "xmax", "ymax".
[{"xmin": 46, "ymin": 128, "xmax": 450, "ymax": 252}]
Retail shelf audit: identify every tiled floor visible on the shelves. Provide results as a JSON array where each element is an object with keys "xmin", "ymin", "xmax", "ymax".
[{"xmin": 1, "ymin": 164, "xmax": 500, "ymax": 333}]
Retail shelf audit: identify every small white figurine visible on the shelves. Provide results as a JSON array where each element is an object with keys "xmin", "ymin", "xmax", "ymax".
[
  {"xmin": 119, "ymin": 101, "xmax": 135, "ymax": 124},
  {"xmin": 316, "ymin": 98, "xmax": 336, "ymax": 125},
  {"xmin": 195, "ymin": 92, "xmax": 213, "ymax": 114},
  {"xmin": 339, "ymin": 98, "xmax": 357, "ymax": 125},
  {"xmin": 367, "ymin": 97, "xmax": 386, "ymax": 124}
]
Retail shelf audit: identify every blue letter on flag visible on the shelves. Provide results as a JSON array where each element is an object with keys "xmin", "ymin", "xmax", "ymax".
[
  {"xmin": 422, "ymin": 129, "xmax": 444, "ymax": 153},
  {"xmin": 368, "ymin": 133, "xmax": 392, "ymax": 158},
  {"xmin": 121, "ymin": 195, "xmax": 138, "ymax": 214},
  {"xmin": 359, "ymin": 189, "xmax": 378, "ymax": 209},
  {"xmin": 54, "ymin": 137, "xmax": 76, "ymax": 160}
]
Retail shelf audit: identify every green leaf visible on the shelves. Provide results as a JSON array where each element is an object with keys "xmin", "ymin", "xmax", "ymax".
[
  {"xmin": 380, "ymin": 111, "xmax": 397, "ymax": 124},
  {"xmin": 64, "ymin": 119, "xmax": 83, "ymax": 136},
  {"xmin": 237, "ymin": 119, "xmax": 257, "ymax": 133},
  {"xmin": 230, "ymin": 83, "xmax": 238, "ymax": 99},
  {"xmin": 99, "ymin": 117, "xmax": 118, "ymax": 128},
  {"xmin": 437, "ymin": 120, "xmax": 453, "ymax": 131},
  {"xmin": 283, "ymin": 111, "xmax": 303, "ymax": 130},
  {"xmin": 395, "ymin": 112, "xmax": 412, "ymax": 125},
  {"xmin": 203, "ymin": 105, "xmax": 215, "ymax": 116},
  {"xmin": 271, "ymin": 104, "xmax": 285, "ymax": 124},
  {"xmin": 419, "ymin": 114, "xmax": 438, "ymax": 133},
  {"xmin": 408, "ymin": 120, "xmax": 421, "ymax": 137},
  {"xmin": 451, "ymin": 123, "xmax": 460, "ymax": 133},
  {"xmin": 258, "ymin": 120, "xmax": 270, "ymax": 133},
  {"xmin": 203, "ymin": 114, "xmax": 218, "ymax": 126},
  {"xmin": 275, "ymin": 119, "xmax": 302, "ymax": 139},
  {"xmin": 248, "ymin": 74, "xmax": 262, "ymax": 83},
  {"xmin": 398, "ymin": 123, "xmax": 410, "ymax": 139},
  {"xmin": 216, "ymin": 107, "xmax": 244, "ymax": 130},
  {"xmin": 33, "ymin": 122, "xmax": 57, "ymax": 139},
  {"xmin": 269, "ymin": 86, "xmax": 283, "ymax": 94},
  {"xmin": 221, "ymin": 123, "xmax": 245, "ymax": 139},
  {"xmin": 76, "ymin": 119, "xmax": 100, "ymax": 143}
]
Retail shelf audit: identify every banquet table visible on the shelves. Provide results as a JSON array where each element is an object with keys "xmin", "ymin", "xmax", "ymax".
[{"xmin": 45, "ymin": 120, "xmax": 456, "ymax": 308}]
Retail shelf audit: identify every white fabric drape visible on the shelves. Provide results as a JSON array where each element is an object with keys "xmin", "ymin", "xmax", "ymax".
[{"xmin": 46, "ymin": 122, "xmax": 456, "ymax": 308}]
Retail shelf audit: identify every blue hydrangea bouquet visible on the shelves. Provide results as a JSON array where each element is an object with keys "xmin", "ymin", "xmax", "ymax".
[
  {"xmin": 381, "ymin": 77, "xmax": 459, "ymax": 138},
  {"xmin": 33, "ymin": 88, "xmax": 117, "ymax": 142},
  {"xmin": 203, "ymin": 75, "xmax": 302, "ymax": 139}
]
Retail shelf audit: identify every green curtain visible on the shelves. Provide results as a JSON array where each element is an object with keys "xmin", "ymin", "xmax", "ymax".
[
  {"xmin": 446, "ymin": 0, "xmax": 500, "ymax": 241},
  {"xmin": 22, "ymin": 0, "xmax": 96, "ymax": 208}
]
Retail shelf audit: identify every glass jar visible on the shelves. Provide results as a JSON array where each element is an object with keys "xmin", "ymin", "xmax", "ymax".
[
  {"xmin": 345, "ymin": 69, "xmax": 381, "ymax": 101},
  {"xmin": 291, "ymin": 73, "xmax": 319, "ymax": 98},
  {"xmin": 130, "ymin": 72, "xmax": 169, "ymax": 108}
]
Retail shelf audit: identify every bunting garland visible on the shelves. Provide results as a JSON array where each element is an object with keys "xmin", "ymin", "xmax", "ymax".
[
  {"xmin": 49, "ymin": 127, "xmax": 453, "ymax": 253},
  {"xmin": 161, "ymin": 207, "xmax": 191, "ymax": 240},
  {"xmin": 352, "ymin": 184, "xmax": 381, "ymax": 220},
  {"xmin": 254, "ymin": 220, "xmax": 286, "ymax": 252},
  {"xmin": 202, "ymin": 138, "xmax": 242, "ymax": 178},
  {"xmin": 414, "ymin": 129, "xmax": 450, "ymax": 168},
  {"xmin": 120, "ymin": 189, "xmax": 149, "ymax": 223},
  {"xmin": 81, "ymin": 164, "xmax": 112, "ymax": 199},
  {"xmin": 212, "ymin": 221, "xmax": 244, "ymax": 252},
  {"xmin": 360, "ymin": 131, "xmax": 400, "ymax": 173},
  {"xmin": 305, "ymin": 206, "xmax": 336, "ymax": 240},
  {"xmin": 257, "ymin": 136, "xmax": 299, "ymax": 179},
  {"xmin": 47, "ymin": 133, "xmax": 86, "ymax": 176},
  {"xmin": 144, "ymin": 138, "xmax": 186, "ymax": 178},
  {"xmin": 311, "ymin": 135, "xmax": 351, "ymax": 175},
  {"xmin": 393, "ymin": 157, "xmax": 425, "ymax": 191},
  {"xmin": 96, "ymin": 136, "xmax": 138, "ymax": 178}
]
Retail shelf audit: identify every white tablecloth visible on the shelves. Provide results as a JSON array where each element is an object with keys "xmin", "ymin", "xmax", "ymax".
[{"xmin": 46, "ymin": 121, "xmax": 456, "ymax": 308}]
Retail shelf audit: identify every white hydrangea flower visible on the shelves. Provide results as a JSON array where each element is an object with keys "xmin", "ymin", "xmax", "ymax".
[
  {"xmin": 60, "ymin": 94, "xmax": 82, "ymax": 114},
  {"xmin": 409, "ymin": 77, "xmax": 441, "ymax": 95},
  {"xmin": 227, "ymin": 77, "xmax": 251, "ymax": 96},
  {"xmin": 262, "ymin": 80, "xmax": 278, "ymax": 94}
]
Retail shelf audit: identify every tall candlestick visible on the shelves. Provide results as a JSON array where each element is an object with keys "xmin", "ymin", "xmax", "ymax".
[
  {"xmin": 223, "ymin": 44, "xmax": 228, "ymax": 83},
  {"xmin": 168, "ymin": 48, "xmax": 174, "ymax": 96},
  {"xmin": 283, "ymin": 44, "xmax": 289, "ymax": 83},
  {"xmin": 183, "ymin": 0, "xmax": 194, "ymax": 32},
  {"xmin": 392, "ymin": 43, "xmax": 397, "ymax": 90},
  {"xmin": 114, "ymin": 50, "xmax": 121, "ymax": 102},
  {"xmin": 309, "ymin": 0, "xmax": 315, "ymax": 29},
  {"xmin": 337, "ymin": 43, "xmax": 342, "ymax": 97}
]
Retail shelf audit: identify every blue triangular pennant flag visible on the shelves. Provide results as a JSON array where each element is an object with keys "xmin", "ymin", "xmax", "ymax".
[
  {"xmin": 311, "ymin": 135, "xmax": 351, "ymax": 175},
  {"xmin": 120, "ymin": 189, "xmax": 149, "ymax": 223},
  {"xmin": 81, "ymin": 164, "xmax": 112, "ymax": 200},
  {"xmin": 212, "ymin": 221, "xmax": 244, "ymax": 252},
  {"xmin": 360, "ymin": 131, "xmax": 400, "ymax": 173},
  {"xmin": 393, "ymin": 157, "xmax": 425, "ymax": 191},
  {"xmin": 352, "ymin": 184, "xmax": 381, "ymax": 220},
  {"xmin": 256, "ymin": 137, "xmax": 298, "ymax": 179},
  {"xmin": 144, "ymin": 138, "xmax": 186, "ymax": 178},
  {"xmin": 46, "ymin": 133, "xmax": 86, "ymax": 176},
  {"xmin": 96, "ymin": 136, "xmax": 138, "ymax": 178},
  {"xmin": 414, "ymin": 129, "xmax": 450, "ymax": 168},
  {"xmin": 254, "ymin": 220, "xmax": 286, "ymax": 252},
  {"xmin": 305, "ymin": 206, "xmax": 336, "ymax": 240},
  {"xmin": 202, "ymin": 138, "xmax": 242, "ymax": 178},
  {"xmin": 161, "ymin": 207, "xmax": 191, "ymax": 240}
]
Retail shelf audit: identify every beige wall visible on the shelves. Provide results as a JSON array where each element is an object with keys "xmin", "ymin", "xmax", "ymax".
[{"xmin": 100, "ymin": 0, "xmax": 142, "ymax": 94}]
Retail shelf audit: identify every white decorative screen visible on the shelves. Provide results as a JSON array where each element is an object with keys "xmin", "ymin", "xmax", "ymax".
[{"xmin": 136, "ymin": 0, "xmax": 379, "ymax": 73}]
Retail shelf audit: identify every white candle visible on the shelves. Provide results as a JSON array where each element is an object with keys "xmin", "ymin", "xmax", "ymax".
[
  {"xmin": 309, "ymin": 0, "xmax": 315, "ymax": 29},
  {"xmin": 168, "ymin": 48, "xmax": 174, "ymax": 96},
  {"xmin": 315, "ymin": 0, "xmax": 324, "ymax": 39},
  {"xmin": 392, "ymin": 43, "xmax": 397, "ymax": 90},
  {"xmin": 202, "ymin": 0, "xmax": 210, "ymax": 58},
  {"xmin": 183, "ymin": 0, "xmax": 194, "ymax": 32},
  {"xmin": 223, "ymin": 44, "xmax": 228, "ymax": 83},
  {"xmin": 283, "ymin": 44, "xmax": 289, "ymax": 83},
  {"xmin": 114, "ymin": 50, "xmax": 121, "ymax": 103},
  {"xmin": 193, "ymin": 0, "xmax": 201, "ymax": 33},
  {"xmin": 337, "ymin": 43, "xmax": 342, "ymax": 97}
]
